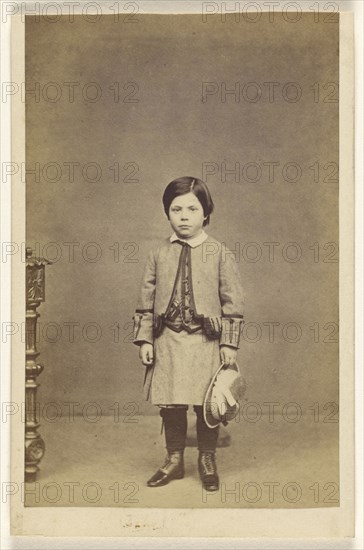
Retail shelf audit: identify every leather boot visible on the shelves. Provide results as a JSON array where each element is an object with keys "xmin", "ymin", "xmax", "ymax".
[
  {"xmin": 147, "ymin": 450, "xmax": 184, "ymax": 487},
  {"xmin": 147, "ymin": 406, "xmax": 187, "ymax": 488},
  {"xmin": 198, "ymin": 451, "xmax": 219, "ymax": 492},
  {"xmin": 194, "ymin": 405, "xmax": 220, "ymax": 491}
]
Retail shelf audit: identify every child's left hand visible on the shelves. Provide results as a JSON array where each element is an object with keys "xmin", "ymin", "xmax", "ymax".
[{"xmin": 220, "ymin": 345, "xmax": 237, "ymax": 366}]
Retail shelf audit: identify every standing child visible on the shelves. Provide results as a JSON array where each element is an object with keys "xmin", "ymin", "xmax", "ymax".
[{"xmin": 133, "ymin": 176, "xmax": 244, "ymax": 491}]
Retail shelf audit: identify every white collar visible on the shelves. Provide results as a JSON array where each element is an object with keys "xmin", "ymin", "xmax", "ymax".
[{"xmin": 170, "ymin": 229, "xmax": 208, "ymax": 248}]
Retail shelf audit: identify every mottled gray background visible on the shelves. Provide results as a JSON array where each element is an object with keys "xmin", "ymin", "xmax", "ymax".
[{"xmin": 26, "ymin": 14, "xmax": 339, "ymax": 420}]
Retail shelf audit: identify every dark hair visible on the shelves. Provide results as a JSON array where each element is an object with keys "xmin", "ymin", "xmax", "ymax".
[{"xmin": 162, "ymin": 176, "xmax": 214, "ymax": 226}]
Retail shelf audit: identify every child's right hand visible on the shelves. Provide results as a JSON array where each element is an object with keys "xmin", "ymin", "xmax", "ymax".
[{"xmin": 139, "ymin": 342, "xmax": 154, "ymax": 366}]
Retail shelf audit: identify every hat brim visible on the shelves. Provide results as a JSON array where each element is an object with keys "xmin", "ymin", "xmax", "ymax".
[
  {"xmin": 203, "ymin": 363, "xmax": 228, "ymax": 429},
  {"xmin": 203, "ymin": 363, "xmax": 246, "ymax": 429}
]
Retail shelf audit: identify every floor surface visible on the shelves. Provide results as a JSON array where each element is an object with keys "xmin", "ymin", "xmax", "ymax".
[{"xmin": 24, "ymin": 412, "xmax": 339, "ymax": 509}]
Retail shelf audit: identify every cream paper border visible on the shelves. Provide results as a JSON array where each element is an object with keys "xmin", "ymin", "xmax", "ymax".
[{"xmin": 10, "ymin": 9, "xmax": 355, "ymax": 538}]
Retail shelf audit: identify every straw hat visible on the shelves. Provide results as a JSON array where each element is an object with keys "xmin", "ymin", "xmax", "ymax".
[{"xmin": 203, "ymin": 362, "xmax": 247, "ymax": 428}]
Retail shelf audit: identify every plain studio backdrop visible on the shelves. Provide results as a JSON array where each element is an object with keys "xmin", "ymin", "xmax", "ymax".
[{"xmin": 25, "ymin": 14, "xmax": 338, "ymax": 442}]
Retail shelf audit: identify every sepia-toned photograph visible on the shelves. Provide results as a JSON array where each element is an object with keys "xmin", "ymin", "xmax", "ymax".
[{"xmin": 5, "ymin": 0, "xmax": 357, "ymax": 541}]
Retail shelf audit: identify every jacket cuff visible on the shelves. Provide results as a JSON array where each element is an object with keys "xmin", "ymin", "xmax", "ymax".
[
  {"xmin": 133, "ymin": 312, "xmax": 154, "ymax": 346},
  {"xmin": 220, "ymin": 317, "xmax": 244, "ymax": 349}
]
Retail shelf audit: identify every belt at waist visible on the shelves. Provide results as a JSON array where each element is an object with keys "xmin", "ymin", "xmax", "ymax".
[
  {"xmin": 162, "ymin": 316, "xmax": 203, "ymax": 334},
  {"xmin": 153, "ymin": 313, "xmax": 221, "ymax": 339}
]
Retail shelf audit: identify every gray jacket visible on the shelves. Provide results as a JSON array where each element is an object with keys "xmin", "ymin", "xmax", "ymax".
[{"xmin": 133, "ymin": 234, "xmax": 245, "ymax": 349}]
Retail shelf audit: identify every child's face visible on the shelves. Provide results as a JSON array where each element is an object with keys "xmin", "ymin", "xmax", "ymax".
[{"xmin": 168, "ymin": 192, "xmax": 206, "ymax": 239}]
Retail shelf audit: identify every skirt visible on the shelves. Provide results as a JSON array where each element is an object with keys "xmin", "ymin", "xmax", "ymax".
[{"xmin": 143, "ymin": 326, "xmax": 221, "ymax": 406}]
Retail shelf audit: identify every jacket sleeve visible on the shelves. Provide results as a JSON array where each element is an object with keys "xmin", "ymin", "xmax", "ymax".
[
  {"xmin": 219, "ymin": 248, "xmax": 245, "ymax": 349},
  {"xmin": 133, "ymin": 248, "xmax": 156, "ymax": 346}
]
